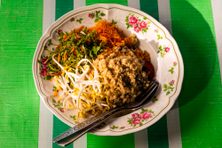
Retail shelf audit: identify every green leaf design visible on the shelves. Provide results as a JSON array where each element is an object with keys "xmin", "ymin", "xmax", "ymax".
[
  {"xmin": 95, "ymin": 11, "xmax": 100, "ymax": 15},
  {"xmin": 142, "ymin": 28, "xmax": 148, "ymax": 33},
  {"xmin": 70, "ymin": 17, "xmax": 75, "ymax": 22},
  {"xmin": 166, "ymin": 91, "xmax": 170, "ymax": 95},
  {"xmin": 158, "ymin": 46, "xmax": 166, "ymax": 57},
  {"xmin": 70, "ymin": 115, "xmax": 77, "ymax": 121},
  {"xmin": 125, "ymin": 15, "xmax": 129, "ymax": 23},
  {"xmin": 111, "ymin": 19, "xmax": 117, "ymax": 25},
  {"xmin": 95, "ymin": 18, "xmax": 100, "ymax": 22},
  {"xmin": 76, "ymin": 18, "xmax": 83, "ymax": 24},
  {"xmin": 169, "ymin": 62, "xmax": 177, "ymax": 74},
  {"xmin": 52, "ymin": 100, "xmax": 63, "ymax": 110},
  {"xmin": 160, "ymin": 51, "xmax": 165, "ymax": 57},
  {"xmin": 151, "ymin": 97, "xmax": 158, "ymax": 102},
  {"xmin": 169, "ymin": 86, "xmax": 174, "ymax": 91},
  {"xmin": 163, "ymin": 81, "xmax": 175, "ymax": 95},
  {"xmin": 126, "ymin": 23, "xmax": 130, "ymax": 29},
  {"xmin": 168, "ymin": 67, "xmax": 174, "ymax": 74},
  {"xmin": 141, "ymin": 108, "xmax": 147, "ymax": 113},
  {"xmin": 88, "ymin": 11, "xmax": 106, "ymax": 22},
  {"xmin": 148, "ymin": 109, "xmax": 154, "ymax": 114},
  {"xmin": 100, "ymin": 12, "xmax": 105, "ymax": 16},
  {"xmin": 143, "ymin": 16, "xmax": 148, "ymax": 20},
  {"xmin": 157, "ymin": 34, "xmax": 163, "ymax": 40},
  {"xmin": 110, "ymin": 125, "xmax": 118, "ymax": 129},
  {"xmin": 127, "ymin": 118, "xmax": 132, "ymax": 124}
]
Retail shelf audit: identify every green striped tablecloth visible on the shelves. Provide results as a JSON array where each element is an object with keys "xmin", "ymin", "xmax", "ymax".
[{"xmin": 1, "ymin": 0, "xmax": 222, "ymax": 147}]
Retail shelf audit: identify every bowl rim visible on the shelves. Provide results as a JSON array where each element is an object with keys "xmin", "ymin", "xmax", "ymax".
[{"xmin": 32, "ymin": 3, "xmax": 184, "ymax": 136}]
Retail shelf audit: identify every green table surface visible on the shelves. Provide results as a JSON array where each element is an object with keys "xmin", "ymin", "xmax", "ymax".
[{"xmin": 1, "ymin": 0, "xmax": 222, "ymax": 148}]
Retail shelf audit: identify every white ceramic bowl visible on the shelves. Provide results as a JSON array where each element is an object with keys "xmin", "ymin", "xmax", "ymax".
[{"xmin": 33, "ymin": 4, "xmax": 184, "ymax": 136}]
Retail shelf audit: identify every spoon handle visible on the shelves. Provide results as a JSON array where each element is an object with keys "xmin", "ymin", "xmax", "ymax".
[
  {"xmin": 53, "ymin": 105, "xmax": 121, "ymax": 142},
  {"xmin": 55, "ymin": 109, "xmax": 121, "ymax": 147}
]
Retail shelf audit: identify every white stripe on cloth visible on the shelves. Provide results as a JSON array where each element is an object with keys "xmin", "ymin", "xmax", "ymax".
[
  {"xmin": 74, "ymin": 0, "xmax": 86, "ymax": 9},
  {"xmin": 134, "ymin": 129, "xmax": 149, "ymax": 148},
  {"xmin": 157, "ymin": 0, "xmax": 182, "ymax": 147},
  {"xmin": 38, "ymin": 100, "xmax": 54, "ymax": 148},
  {"xmin": 157, "ymin": 0, "xmax": 172, "ymax": 33},
  {"xmin": 127, "ymin": 0, "xmax": 140, "ymax": 9},
  {"xmin": 211, "ymin": 0, "xmax": 222, "ymax": 82},
  {"xmin": 74, "ymin": 133, "xmax": 87, "ymax": 148},
  {"xmin": 38, "ymin": 1, "xmax": 55, "ymax": 148},
  {"xmin": 42, "ymin": 0, "xmax": 55, "ymax": 32},
  {"xmin": 73, "ymin": 1, "xmax": 87, "ymax": 148},
  {"xmin": 166, "ymin": 103, "xmax": 182, "ymax": 148},
  {"xmin": 127, "ymin": 1, "xmax": 149, "ymax": 148}
]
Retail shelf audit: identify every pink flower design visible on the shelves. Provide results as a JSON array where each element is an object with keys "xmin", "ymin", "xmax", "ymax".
[
  {"xmin": 165, "ymin": 47, "xmax": 170, "ymax": 52},
  {"xmin": 139, "ymin": 21, "xmax": 147, "ymax": 29},
  {"xmin": 169, "ymin": 80, "xmax": 175, "ymax": 85},
  {"xmin": 173, "ymin": 61, "xmax": 177, "ymax": 66},
  {"xmin": 126, "ymin": 15, "xmax": 149, "ymax": 33},
  {"xmin": 132, "ymin": 119, "xmax": 141, "ymax": 125},
  {"xmin": 128, "ymin": 108, "xmax": 154, "ymax": 127},
  {"xmin": 142, "ymin": 112, "xmax": 152, "ymax": 119},
  {"xmin": 132, "ymin": 113, "xmax": 140, "ymax": 118},
  {"xmin": 132, "ymin": 113, "xmax": 142, "ymax": 125},
  {"xmin": 129, "ymin": 16, "xmax": 138, "ymax": 25},
  {"xmin": 88, "ymin": 13, "xmax": 94, "ymax": 18},
  {"xmin": 133, "ymin": 25, "xmax": 141, "ymax": 33},
  {"xmin": 134, "ymin": 117, "xmax": 141, "ymax": 121}
]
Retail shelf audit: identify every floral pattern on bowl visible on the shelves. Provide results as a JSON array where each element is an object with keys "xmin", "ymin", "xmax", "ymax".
[
  {"xmin": 128, "ymin": 108, "xmax": 154, "ymax": 127},
  {"xmin": 33, "ymin": 4, "xmax": 184, "ymax": 136},
  {"xmin": 125, "ymin": 14, "xmax": 150, "ymax": 33}
]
